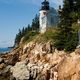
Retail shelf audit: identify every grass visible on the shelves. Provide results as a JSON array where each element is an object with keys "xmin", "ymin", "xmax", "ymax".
[{"xmin": 34, "ymin": 27, "xmax": 58, "ymax": 44}]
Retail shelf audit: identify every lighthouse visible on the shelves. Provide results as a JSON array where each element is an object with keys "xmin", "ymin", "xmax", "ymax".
[{"xmin": 39, "ymin": 0, "xmax": 59, "ymax": 33}]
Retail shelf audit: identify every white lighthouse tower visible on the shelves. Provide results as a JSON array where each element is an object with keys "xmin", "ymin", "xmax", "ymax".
[
  {"xmin": 39, "ymin": 0, "xmax": 50, "ymax": 33},
  {"xmin": 39, "ymin": 0, "xmax": 59, "ymax": 33}
]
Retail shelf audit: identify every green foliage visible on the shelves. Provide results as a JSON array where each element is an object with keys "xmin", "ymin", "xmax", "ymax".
[
  {"xmin": 43, "ymin": 28, "xmax": 57, "ymax": 42},
  {"xmin": 54, "ymin": 0, "xmax": 79, "ymax": 51},
  {"xmin": 15, "ymin": 14, "xmax": 39, "ymax": 46},
  {"xmin": 64, "ymin": 32, "xmax": 78, "ymax": 51},
  {"xmin": 70, "ymin": 12, "xmax": 78, "ymax": 22},
  {"xmin": 23, "ymin": 31, "xmax": 39, "ymax": 43},
  {"xmin": 54, "ymin": 29, "xmax": 66, "ymax": 50},
  {"xmin": 32, "ymin": 14, "xmax": 39, "ymax": 31},
  {"xmin": 34, "ymin": 27, "xmax": 57, "ymax": 43},
  {"xmin": 54, "ymin": 26, "xmax": 78, "ymax": 51},
  {"xmin": 14, "ymin": 0, "xmax": 80, "ymax": 52},
  {"xmin": 72, "ymin": 23, "xmax": 80, "ymax": 31}
]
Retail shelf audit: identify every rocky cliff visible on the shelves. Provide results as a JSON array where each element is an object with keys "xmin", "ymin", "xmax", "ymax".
[{"xmin": 0, "ymin": 40, "xmax": 80, "ymax": 80}]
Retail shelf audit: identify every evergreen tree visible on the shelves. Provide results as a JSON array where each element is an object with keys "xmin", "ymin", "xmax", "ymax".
[
  {"xmin": 54, "ymin": 0, "xmax": 78, "ymax": 51},
  {"xmin": 32, "ymin": 14, "xmax": 39, "ymax": 31},
  {"xmin": 14, "ymin": 14, "xmax": 39, "ymax": 46},
  {"xmin": 27, "ymin": 24, "xmax": 32, "ymax": 31},
  {"xmin": 76, "ymin": 0, "xmax": 80, "ymax": 19},
  {"xmin": 15, "ymin": 29, "xmax": 22, "ymax": 46}
]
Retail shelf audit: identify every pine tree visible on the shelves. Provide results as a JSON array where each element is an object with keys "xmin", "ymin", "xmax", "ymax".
[
  {"xmin": 54, "ymin": 0, "xmax": 78, "ymax": 51},
  {"xmin": 76, "ymin": 0, "xmax": 80, "ymax": 20},
  {"xmin": 15, "ymin": 29, "xmax": 22, "ymax": 46},
  {"xmin": 32, "ymin": 14, "xmax": 39, "ymax": 31},
  {"xmin": 14, "ymin": 14, "xmax": 39, "ymax": 46}
]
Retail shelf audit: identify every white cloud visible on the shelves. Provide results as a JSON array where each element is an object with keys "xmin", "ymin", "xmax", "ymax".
[{"xmin": 0, "ymin": 40, "xmax": 14, "ymax": 48}]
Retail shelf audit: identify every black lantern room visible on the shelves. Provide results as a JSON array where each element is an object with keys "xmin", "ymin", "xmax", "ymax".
[{"xmin": 40, "ymin": 0, "xmax": 50, "ymax": 10}]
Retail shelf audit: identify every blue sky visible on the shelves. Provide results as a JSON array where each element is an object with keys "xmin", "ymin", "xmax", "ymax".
[{"xmin": 0, "ymin": 0, "xmax": 63, "ymax": 48}]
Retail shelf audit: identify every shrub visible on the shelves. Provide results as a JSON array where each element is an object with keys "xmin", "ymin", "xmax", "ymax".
[{"xmin": 22, "ymin": 30, "xmax": 39, "ymax": 43}]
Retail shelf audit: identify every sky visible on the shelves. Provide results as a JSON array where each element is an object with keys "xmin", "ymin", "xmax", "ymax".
[{"xmin": 0, "ymin": 0, "xmax": 63, "ymax": 48}]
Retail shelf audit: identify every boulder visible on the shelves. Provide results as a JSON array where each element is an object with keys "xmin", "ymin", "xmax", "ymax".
[
  {"xmin": 1, "ymin": 65, "xmax": 12, "ymax": 76},
  {"xmin": 0, "ymin": 63, "xmax": 6, "ymax": 70},
  {"xmin": 11, "ymin": 60, "xmax": 30, "ymax": 80},
  {"xmin": 57, "ymin": 54, "xmax": 80, "ymax": 80},
  {"xmin": 20, "ymin": 54, "xmax": 28, "ymax": 61},
  {"xmin": 0, "ymin": 58, "xmax": 4, "ymax": 64},
  {"xmin": 7, "ymin": 53, "xmax": 19, "ymax": 66},
  {"xmin": 75, "ymin": 48, "xmax": 80, "ymax": 54},
  {"xmin": 36, "ymin": 74, "xmax": 46, "ymax": 80},
  {"xmin": 0, "ymin": 65, "xmax": 12, "ymax": 80}
]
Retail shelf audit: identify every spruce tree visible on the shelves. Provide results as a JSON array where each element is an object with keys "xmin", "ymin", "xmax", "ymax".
[
  {"xmin": 76, "ymin": 0, "xmax": 80, "ymax": 20},
  {"xmin": 32, "ymin": 14, "xmax": 39, "ymax": 31},
  {"xmin": 14, "ymin": 14, "xmax": 39, "ymax": 46},
  {"xmin": 15, "ymin": 29, "xmax": 22, "ymax": 46},
  {"xmin": 54, "ymin": 0, "xmax": 78, "ymax": 51}
]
